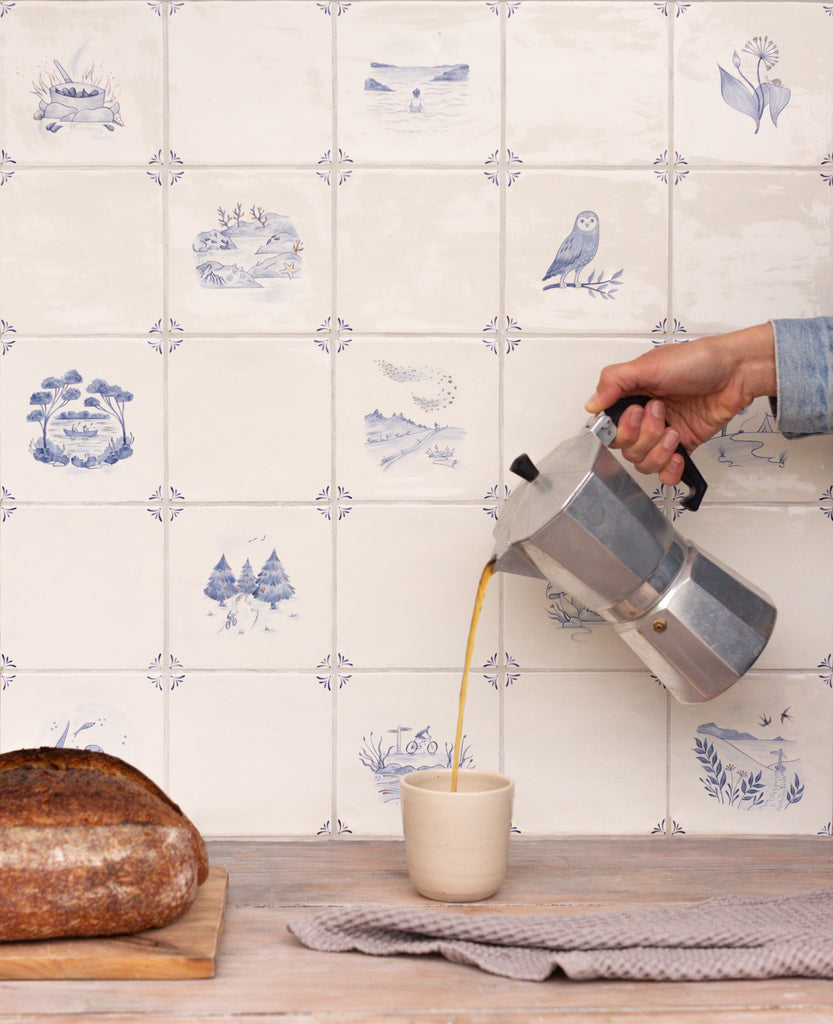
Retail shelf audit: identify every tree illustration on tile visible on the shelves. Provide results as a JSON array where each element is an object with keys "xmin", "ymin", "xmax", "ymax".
[
  {"xmin": 359, "ymin": 724, "xmax": 474, "ymax": 803},
  {"xmin": 33, "ymin": 59, "xmax": 123, "ymax": 133},
  {"xmin": 204, "ymin": 543, "xmax": 297, "ymax": 635},
  {"xmin": 365, "ymin": 359, "xmax": 464, "ymax": 471},
  {"xmin": 193, "ymin": 205, "xmax": 303, "ymax": 291},
  {"xmin": 693, "ymin": 718, "xmax": 804, "ymax": 812},
  {"xmin": 718, "ymin": 37, "xmax": 791, "ymax": 133},
  {"xmin": 542, "ymin": 211, "xmax": 622, "ymax": 298},
  {"xmin": 364, "ymin": 60, "xmax": 469, "ymax": 133},
  {"xmin": 27, "ymin": 370, "xmax": 134, "ymax": 469}
]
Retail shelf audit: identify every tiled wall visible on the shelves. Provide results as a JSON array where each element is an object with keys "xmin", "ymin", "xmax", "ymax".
[{"xmin": 1, "ymin": 0, "xmax": 832, "ymax": 839}]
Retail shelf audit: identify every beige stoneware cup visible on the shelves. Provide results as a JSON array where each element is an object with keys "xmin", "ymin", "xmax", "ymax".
[{"xmin": 399, "ymin": 768, "xmax": 514, "ymax": 902}]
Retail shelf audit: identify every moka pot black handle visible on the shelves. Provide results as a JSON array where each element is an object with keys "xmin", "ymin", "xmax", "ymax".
[{"xmin": 604, "ymin": 395, "xmax": 708, "ymax": 512}]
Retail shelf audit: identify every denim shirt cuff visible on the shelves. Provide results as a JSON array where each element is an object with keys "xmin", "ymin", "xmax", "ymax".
[{"xmin": 771, "ymin": 317, "xmax": 833, "ymax": 438}]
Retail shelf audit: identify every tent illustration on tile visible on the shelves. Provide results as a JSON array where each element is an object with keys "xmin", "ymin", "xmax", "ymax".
[
  {"xmin": 33, "ymin": 59, "xmax": 123, "ymax": 132},
  {"xmin": 193, "ymin": 204, "xmax": 303, "ymax": 292}
]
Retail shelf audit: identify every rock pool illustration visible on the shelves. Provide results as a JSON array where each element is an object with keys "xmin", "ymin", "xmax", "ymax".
[
  {"xmin": 364, "ymin": 61, "xmax": 469, "ymax": 132},
  {"xmin": 193, "ymin": 204, "xmax": 303, "ymax": 291},
  {"xmin": 39, "ymin": 703, "xmax": 132, "ymax": 758},
  {"xmin": 33, "ymin": 59, "xmax": 123, "ymax": 132}
]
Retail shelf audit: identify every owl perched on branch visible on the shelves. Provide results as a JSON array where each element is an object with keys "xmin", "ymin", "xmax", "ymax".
[{"xmin": 543, "ymin": 210, "xmax": 599, "ymax": 289}]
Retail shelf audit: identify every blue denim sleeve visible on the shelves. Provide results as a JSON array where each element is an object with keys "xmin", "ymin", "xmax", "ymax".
[{"xmin": 771, "ymin": 317, "xmax": 833, "ymax": 438}]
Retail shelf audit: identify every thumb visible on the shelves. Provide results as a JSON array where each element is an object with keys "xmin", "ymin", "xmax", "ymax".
[{"xmin": 584, "ymin": 362, "xmax": 646, "ymax": 414}]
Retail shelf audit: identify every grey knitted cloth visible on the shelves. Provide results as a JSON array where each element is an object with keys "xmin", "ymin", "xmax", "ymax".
[{"xmin": 288, "ymin": 888, "xmax": 833, "ymax": 982}]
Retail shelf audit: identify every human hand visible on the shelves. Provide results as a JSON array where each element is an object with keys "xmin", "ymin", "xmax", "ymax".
[{"xmin": 584, "ymin": 323, "xmax": 776, "ymax": 486}]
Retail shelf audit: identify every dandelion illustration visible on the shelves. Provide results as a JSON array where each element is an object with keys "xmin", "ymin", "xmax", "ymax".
[{"xmin": 718, "ymin": 37, "xmax": 791, "ymax": 133}]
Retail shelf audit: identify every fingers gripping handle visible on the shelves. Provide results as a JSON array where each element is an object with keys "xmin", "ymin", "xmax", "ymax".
[{"xmin": 603, "ymin": 396, "xmax": 708, "ymax": 512}]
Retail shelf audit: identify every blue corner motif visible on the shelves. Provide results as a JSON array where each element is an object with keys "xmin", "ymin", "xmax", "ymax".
[
  {"xmin": 193, "ymin": 205, "xmax": 302, "ymax": 290},
  {"xmin": 718, "ymin": 37, "xmax": 791, "ymax": 134}
]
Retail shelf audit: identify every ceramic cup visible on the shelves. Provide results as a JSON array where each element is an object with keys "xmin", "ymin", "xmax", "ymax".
[{"xmin": 399, "ymin": 768, "xmax": 514, "ymax": 902}]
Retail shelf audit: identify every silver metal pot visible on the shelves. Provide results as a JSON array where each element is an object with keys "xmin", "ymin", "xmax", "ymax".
[{"xmin": 492, "ymin": 400, "xmax": 776, "ymax": 704}]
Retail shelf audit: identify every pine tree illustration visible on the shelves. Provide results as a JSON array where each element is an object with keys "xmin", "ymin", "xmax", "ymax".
[
  {"xmin": 253, "ymin": 549, "xmax": 295, "ymax": 610},
  {"xmin": 203, "ymin": 554, "xmax": 237, "ymax": 607},
  {"xmin": 237, "ymin": 558, "xmax": 257, "ymax": 597}
]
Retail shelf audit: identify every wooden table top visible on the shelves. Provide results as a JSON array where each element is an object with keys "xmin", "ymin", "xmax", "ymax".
[{"xmin": 2, "ymin": 836, "xmax": 833, "ymax": 1023}]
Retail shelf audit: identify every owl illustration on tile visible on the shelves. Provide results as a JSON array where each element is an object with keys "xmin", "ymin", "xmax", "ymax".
[{"xmin": 542, "ymin": 210, "xmax": 600, "ymax": 289}]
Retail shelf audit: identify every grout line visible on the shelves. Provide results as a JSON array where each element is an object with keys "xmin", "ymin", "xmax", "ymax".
[
  {"xmin": 330, "ymin": 2, "xmax": 340, "ymax": 837},
  {"xmin": 161, "ymin": 0, "xmax": 172, "ymax": 793}
]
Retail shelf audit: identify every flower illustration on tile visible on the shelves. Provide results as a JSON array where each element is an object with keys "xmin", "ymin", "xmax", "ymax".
[
  {"xmin": 360, "ymin": 724, "xmax": 474, "ymax": 804},
  {"xmin": 651, "ymin": 483, "xmax": 687, "ymax": 521},
  {"xmin": 483, "ymin": 652, "xmax": 520, "ymax": 689},
  {"xmin": 693, "ymin": 720, "xmax": 804, "ymax": 811},
  {"xmin": 542, "ymin": 211, "xmax": 623, "ymax": 298},
  {"xmin": 364, "ymin": 60, "xmax": 469, "ymax": 134},
  {"xmin": 147, "ymin": 150, "xmax": 183, "ymax": 185},
  {"xmin": 0, "ymin": 150, "xmax": 16, "ymax": 186},
  {"xmin": 1, "ymin": 654, "xmax": 16, "ymax": 691},
  {"xmin": 316, "ymin": 653, "xmax": 353, "ymax": 691},
  {"xmin": 314, "ymin": 316, "xmax": 352, "ymax": 354},
  {"xmin": 718, "ymin": 37, "xmax": 791, "ymax": 134},
  {"xmin": 27, "ymin": 370, "xmax": 134, "ymax": 470},
  {"xmin": 147, "ymin": 653, "xmax": 185, "ymax": 691},
  {"xmin": 204, "ymin": 544, "xmax": 297, "ymax": 636},
  {"xmin": 483, "ymin": 316, "xmax": 522, "ymax": 355},
  {"xmin": 193, "ymin": 204, "xmax": 302, "ymax": 291},
  {"xmin": 546, "ymin": 583, "xmax": 605, "ymax": 638},
  {"xmin": 822, "ymin": 155, "xmax": 833, "ymax": 187},
  {"xmin": 365, "ymin": 360, "xmax": 463, "ymax": 473},
  {"xmin": 33, "ymin": 59, "xmax": 123, "ymax": 133},
  {"xmin": 484, "ymin": 149, "xmax": 523, "ymax": 187}
]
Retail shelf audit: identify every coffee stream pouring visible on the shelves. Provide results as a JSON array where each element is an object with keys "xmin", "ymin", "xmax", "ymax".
[{"xmin": 491, "ymin": 397, "xmax": 777, "ymax": 704}]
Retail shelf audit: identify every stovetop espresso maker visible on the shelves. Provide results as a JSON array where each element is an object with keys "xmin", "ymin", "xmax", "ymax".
[{"xmin": 491, "ymin": 398, "xmax": 777, "ymax": 704}]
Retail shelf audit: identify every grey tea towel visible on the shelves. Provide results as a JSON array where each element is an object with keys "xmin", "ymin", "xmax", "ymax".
[{"xmin": 287, "ymin": 888, "xmax": 833, "ymax": 982}]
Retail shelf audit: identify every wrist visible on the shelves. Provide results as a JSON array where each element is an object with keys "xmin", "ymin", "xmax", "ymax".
[{"xmin": 722, "ymin": 322, "xmax": 777, "ymax": 401}]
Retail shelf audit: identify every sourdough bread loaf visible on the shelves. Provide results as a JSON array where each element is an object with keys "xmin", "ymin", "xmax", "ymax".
[{"xmin": 0, "ymin": 747, "xmax": 209, "ymax": 941}]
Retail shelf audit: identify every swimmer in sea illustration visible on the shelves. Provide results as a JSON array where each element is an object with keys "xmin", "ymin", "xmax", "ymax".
[{"xmin": 409, "ymin": 88, "xmax": 425, "ymax": 113}]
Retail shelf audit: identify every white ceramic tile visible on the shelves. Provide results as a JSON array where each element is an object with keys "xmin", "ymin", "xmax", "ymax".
[
  {"xmin": 0, "ymin": 170, "xmax": 163, "ymax": 334},
  {"xmin": 168, "ymin": 338, "xmax": 330, "ymax": 501},
  {"xmin": 337, "ymin": 1, "xmax": 500, "ymax": 165},
  {"xmin": 0, "ymin": 2, "xmax": 163, "ymax": 164},
  {"xmin": 168, "ymin": 169, "xmax": 332, "ymax": 335},
  {"xmin": 0, "ymin": 507, "xmax": 163, "ymax": 670},
  {"xmin": 506, "ymin": 171, "xmax": 668, "ymax": 333},
  {"xmin": 680, "ymin": 505, "xmax": 833, "ymax": 671},
  {"xmin": 169, "ymin": 507, "xmax": 332, "ymax": 671},
  {"xmin": 673, "ymin": 172, "xmax": 833, "ymax": 334},
  {"xmin": 507, "ymin": 2, "xmax": 669, "ymax": 165},
  {"xmin": 336, "ymin": 671, "xmax": 499, "ymax": 836},
  {"xmin": 335, "ymin": 337, "xmax": 499, "ymax": 499},
  {"xmin": 169, "ymin": 673, "xmax": 331, "ymax": 836},
  {"xmin": 675, "ymin": 3, "xmax": 833, "ymax": 166},
  {"xmin": 504, "ymin": 672, "xmax": 668, "ymax": 835},
  {"xmin": 1, "ymin": 338, "xmax": 163, "ymax": 502},
  {"xmin": 337, "ymin": 169, "xmax": 500, "ymax": 333},
  {"xmin": 0, "ymin": 672, "xmax": 165, "ymax": 790},
  {"xmin": 337, "ymin": 506, "xmax": 499, "ymax": 669},
  {"xmin": 169, "ymin": 2, "xmax": 331, "ymax": 166},
  {"xmin": 669, "ymin": 672, "xmax": 833, "ymax": 835}
]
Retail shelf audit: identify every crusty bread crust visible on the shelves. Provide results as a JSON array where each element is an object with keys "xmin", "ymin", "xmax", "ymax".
[
  {"xmin": 0, "ymin": 747, "xmax": 208, "ymax": 884},
  {"xmin": 0, "ymin": 748, "xmax": 209, "ymax": 942}
]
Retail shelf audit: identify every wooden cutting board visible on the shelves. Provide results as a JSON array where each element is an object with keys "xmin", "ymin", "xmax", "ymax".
[{"xmin": 0, "ymin": 865, "xmax": 228, "ymax": 980}]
